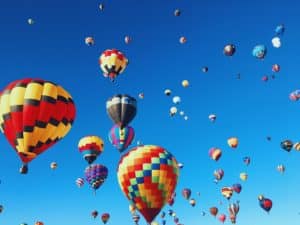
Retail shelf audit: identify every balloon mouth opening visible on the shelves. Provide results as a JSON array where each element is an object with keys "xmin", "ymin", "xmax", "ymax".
[{"xmin": 19, "ymin": 151, "xmax": 36, "ymax": 159}]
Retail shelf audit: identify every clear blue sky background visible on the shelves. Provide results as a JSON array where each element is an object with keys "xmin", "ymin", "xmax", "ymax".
[{"xmin": 0, "ymin": 0, "xmax": 299, "ymax": 224}]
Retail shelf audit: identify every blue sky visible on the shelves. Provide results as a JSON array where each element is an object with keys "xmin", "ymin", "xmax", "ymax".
[{"xmin": 0, "ymin": 0, "xmax": 300, "ymax": 224}]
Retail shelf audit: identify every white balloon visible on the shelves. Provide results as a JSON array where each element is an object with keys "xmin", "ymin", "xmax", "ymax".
[
  {"xmin": 173, "ymin": 96, "xmax": 181, "ymax": 104},
  {"xmin": 170, "ymin": 106, "xmax": 178, "ymax": 116},
  {"xmin": 272, "ymin": 37, "xmax": 281, "ymax": 48}
]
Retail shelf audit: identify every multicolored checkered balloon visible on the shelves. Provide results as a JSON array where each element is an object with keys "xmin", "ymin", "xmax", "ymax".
[
  {"xmin": 85, "ymin": 164, "xmax": 108, "ymax": 191},
  {"xmin": 117, "ymin": 145, "xmax": 179, "ymax": 224}
]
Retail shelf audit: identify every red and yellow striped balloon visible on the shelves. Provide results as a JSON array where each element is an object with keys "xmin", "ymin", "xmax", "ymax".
[
  {"xmin": 117, "ymin": 145, "xmax": 179, "ymax": 224},
  {"xmin": 0, "ymin": 78, "xmax": 76, "ymax": 165}
]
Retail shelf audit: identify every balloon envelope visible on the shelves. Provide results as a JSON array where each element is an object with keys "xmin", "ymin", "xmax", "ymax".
[{"xmin": 117, "ymin": 145, "xmax": 179, "ymax": 224}]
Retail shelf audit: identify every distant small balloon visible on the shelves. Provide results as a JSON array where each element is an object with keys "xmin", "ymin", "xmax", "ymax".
[
  {"xmin": 240, "ymin": 172, "xmax": 248, "ymax": 181},
  {"xmin": 184, "ymin": 116, "xmax": 188, "ymax": 120},
  {"xmin": 99, "ymin": 3, "xmax": 104, "ymax": 11},
  {"xmin": 281, "ymin": 140, "xmax": 293, "ymax": 152},
  {"xmin": 223, "ymin": 44, "xmax": 236, "ymax": 56},
  {"xmin": 179, "ymin": 111, "xmax": 185, "ymax": 116},
  {"xmin": 180, "ymin": 37, "xmax": 187, "ymax": 44},
  {"xmin": 182, "ymin": 80, "xmax": 189, "ymax": 88},
  {"xmin": 277, "ymin": 164, "xmax": 285, "ymax": 173},
  {"xmin": 272, "ymin": 64, "xmax": 280, "ymax": 72},
  {"xmin": 85, "ymin": 37, "xmax": 95, "ymax": 46},
  {"xmin": 27, "ymin": 18, "xmax": 34, "ymax": 25},
  {"xmin": 174, "ymin": 9, "xmax": 181, "ymax": 16},
  {"xmin": 262, "ymin": 75, "xmax": 268, "ymax": 82},
  {"xmin": 170, "ymin": 106, "xmax": 178, "ymax": 116},
  {"xmin": 50, "ymin": 162, "xmax": 57, "ymax": 170},
  {"xmin": 272, "ymin": 37, "xmax": 281, "ymax": 48},
  {"xmin": 164, "ymin": 89, "xmax": 172, "ymax": 96},
  {"xmin": 252, "ymin": 45, "xmax": 267, "ymax": 59},
  {"xmin": 125, "ymin": 36, "xmax": 132, "ymax": 44},
  {"xmin": 202, "ymin": 66, "xmax": 208, "ymax": 73},
  {"xmin": 173, "ymin": 96, "xmax": 181, "ymax": 104},
  {"xmin": 209, "ymin": 114, "xmax": 217, "ymax": 122},
  {"xmin": 138, "ymin": 93, "xmax": 144, "ymax": 99}
]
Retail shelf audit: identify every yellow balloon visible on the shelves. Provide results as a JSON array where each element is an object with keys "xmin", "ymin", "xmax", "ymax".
[
  {"xmin": 228, "ymin": 137, "xmax": 238, "ymax": 148},
  {"xmin": 240, "ymin": 172, "xmax": 248, "ymax": 181},
  {"xmin": 182, "ymin": 80, "xmax": 189, "ymax": 87}
]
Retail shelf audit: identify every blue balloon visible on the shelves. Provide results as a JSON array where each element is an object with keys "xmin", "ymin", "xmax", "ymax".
[
  {"xmin": 275, "ymin": 24, "xmax": 285, "ymax": 36},
  {"xmin": 252, "ymin": 45, "xmax": 267, "ymax": 59}
]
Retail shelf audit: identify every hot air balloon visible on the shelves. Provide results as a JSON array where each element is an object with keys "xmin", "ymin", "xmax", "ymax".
[
  {"xmin": 106, "ymin": 94, "xmax": 137, "ymax": 128},
  {"xmin": 209, "ymin": 147, "xmax": 222, "ymax": 161},
  {"xmin": 182, "ymin": 188, "xmax": 191, "ymax": 200},
  {"xmin": 277, "ymin": 164, "xmax": 285, "ymax": 173},
  {"xmin": 35, "ymin": 222, "xmax": 44, "ymax": 225},
  {"xmin": 209, "ymin": 114, "xmax": 216, "ymax": 122},
  {"xmin": 221, "ymin": 187, "xmax": 233, "ymax": 200},
  {"xmin": 151, "ymin": 222, "xmax": 159, "ymax": 225},
  {"xmin": 228, "ymin": 202, "xmax": 240, "ymax": 216},
  {"xmin": 174, "ymin": 9, "xmax": 181, "ymax": 16},
  {"xmin": 184, "ymin": 116, "xmax": 188, "ymax": 121},
  {"xmin": 227, "ymin": 137, "xmax": 238, "ymax": 148},
  {"xmin": 85, "ymin": 164, "xmax": 108, "ymax": 192},
  {"xmin": 177, "ymin": 162, "xmax": 184, "ymax": 168},
  {"xmin": 99, "ymin": 3, "xmax": 104, "ymax": 11},
  {"xmin": 109, "ymin": 125, "xmax": 134, "ymax": 152},
  {"xmin": 132, "ymin": 214, "xmax": 140, "ymax": 224},
  {"xmin": 101, "ymin": 213, "xmax": 110, "ymax": 224},
  {"xmin": 232, "ymin": 183, "xmax": 242, "ymax": 194},
  {"xmin": 78, "ymin": 136, "xmax": 104, "ymax": 164},
  {"xmin": 99, "ymin": 49, "xmax": 128, "ymax": 81},
  {"xmin": 117, "ymin": 145, "xmax": 179, "ymax": 224},
  {"xmin": 170, "ymin": 107, "xmax": 178, "ymax": 116},
  {"xmin": 50, "ymin": 162, "xmax": 57, "ymax": 170},
  {"xmin": 173, "ymin": 96, "xmax": 181, "ymax": 104},
  {"xmin": 239, "ymin": 172, "xmax": 248, "ymax": 181},
  {"xmin": 293, "ymin": 142, "xmax": 300, "ymax": 151},
  {"xmin": 129, "ymin": 204, "xmax": 137, "ymax": 214},
  {"xmin": 92, "ymin": 210, "xmax": 98, "ymax": 219},
  {"xmin": 160, "ymin": 211, "xmax": 166, "ymax": 218},
  {"xmin": 27, "ymin": 18, "xmax": 34, "ymax": 25},
  {"xmin": 223, "ymin": 44, "xmax": 236, "ymax": 56},
  {"xmin": 164, "ymin": 89, "xmax": 171, "ymax": 96},
  {"xmin": 168, "ymin": 209, "xmax": 173, "ymax": 216},
  {"xmin": 214, "ymin": 169, "xmax": 224, "ymax": 182},
  {"xmin": 125, "ymin": 36, "xmax": 132, "ymax": 44},
  {"xmin": 85, "ymin": 37, "xmax": 95, "ymax": 46},
  {"xmin": 202, "ymin": 66, "xmax": 208, "ymax": 73},
  {"xmin": 162, "ymin": 219, "xmax": 166, "ymax": 225},
  {"xmin": 0, "ymin": 78, "xmax": 76, "ymax": 174},
  {"xmin": 252, "ymin": 45, "xmax": 267, "ymax": 59},
  {"xmin": 138, "ymin": 93, "xmax": 144, "ymax": 99},
  {"xmin": 179, "ymin": 37, "xmax": 187, "ymax": 44},
  {"xmin": 272, "ymin": 37, "xmax": 281, "ymax": 48},
  {"xmin": 258, "ymin": 195, "xmax": 273, "ymax": 213},
  {"xmin": 209, "ymin": 207, "xmax": 218, "ymax": 217},
  {"xmin": 281, "ymin": 140, "xmax": 293, "ymax": 152},
  {"xmin": 20, "ymin": 223, "xmax": 28, "ymax": 225},
  {"xmin": 243, "ymin": 156, "xmax": 250, "ymax": 166},
  {"xmin": 76, "ymin": 177, "xmax": 84, "ymax": 187},
  {"xmin": 272, "ymin": 64, "xmax": 280, "ymax": 72},
  {"xmin": 182, "ymin": 80, "xmax": 189, "ymax": 88},
  {"xmin": 218, "ymin": 214, "xmax": 226, "ymax": 223},
  {"xmin": 262, "ymin": 75, "xmax": 269, "ymax": 82},
  {"xmin": 189, "ymin": 198, "xmax": 196, "ymax": 207},
  {"xmin": 0, "ymin": 205, "xmax": 3, "ymax": 213},
  {"xmin": 275, "ymin": 24, "xmax": 285, "ymax": 36}
]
